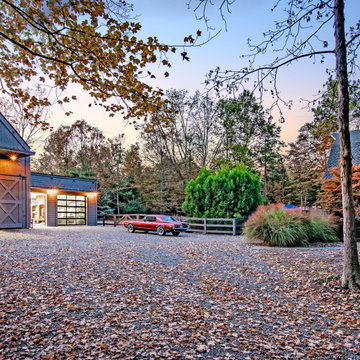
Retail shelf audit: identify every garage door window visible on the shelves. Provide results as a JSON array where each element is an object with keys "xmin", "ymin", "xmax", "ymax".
[{"xmin": 57, "ymin": 195, "xmax": 86, "ymax": 225}]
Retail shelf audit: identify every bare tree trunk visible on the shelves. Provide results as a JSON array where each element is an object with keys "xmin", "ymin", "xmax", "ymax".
[
  {"xmin": 334, "ymin": 0, "xmax": 360, "ymax": 290},
  {"xmin": 116, "ymin": 187, "xmax": 120, "ymax": 214},
  {"xmin": 263, "ymin": 135, "xmax": 267, "ymax": 204},
  {"xmin": 160, "ymin": 148, "xmax": 164, "ymax": 214},
  {"xmin": 116, "ymin": 167, "xmax": 120, "ymax": 214}
]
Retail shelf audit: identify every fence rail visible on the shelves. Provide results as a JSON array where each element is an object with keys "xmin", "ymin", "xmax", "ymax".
[
  {"xmin": 179, "ymin": 217, "xmax": 246, "ymax": 235},
  {"xmin": 98, "ymin": 214, "xmax": 246, "ymax": 235},
  {"xmin": 99, "ymin": 213, "xmax": 148, "ymax": 227}
]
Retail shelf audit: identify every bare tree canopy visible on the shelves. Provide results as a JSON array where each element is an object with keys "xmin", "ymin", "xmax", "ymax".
[{"xmin": 0, "ymin": 86, "xmax": 51, "ymax": 147}]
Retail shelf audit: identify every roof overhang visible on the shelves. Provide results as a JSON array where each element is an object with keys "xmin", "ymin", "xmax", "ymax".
[
  {"xmin": 0, "ymin": 147, "xmax": 35, "ymax": 159},
  {"xmin": 31, "ymin": 172, "xmax": 97, "ymax": 193},
  {"xmin": 31, "ymin": 187, "xmax": 94, "ymax": 196}
]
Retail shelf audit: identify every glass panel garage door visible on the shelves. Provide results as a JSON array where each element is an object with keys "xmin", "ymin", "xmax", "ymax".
[{"xmin": 57, "ymin": 195, "xmax": 86, "ymax": 225}]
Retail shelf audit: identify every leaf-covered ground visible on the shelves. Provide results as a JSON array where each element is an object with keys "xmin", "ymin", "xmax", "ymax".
[{"xmin": 0, "ymin": 227, "xmax": 359, "ymax": 359}]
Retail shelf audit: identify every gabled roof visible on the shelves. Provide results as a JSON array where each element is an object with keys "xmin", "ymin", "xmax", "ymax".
[
  {"xmin": 324, "ymin": 130, "xmax": 360, "ymax": 178},
  {"xmin": 0, "ymin": 112, "xmax": 35, "ymax": 157}
]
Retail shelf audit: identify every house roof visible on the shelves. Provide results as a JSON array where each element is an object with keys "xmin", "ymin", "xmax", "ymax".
[
  {"xmin": 0, "ymin": 112, "xmax": 35, "ymax": 158},
  {"xmin": 31, "ymin": 172, "xmax": 97, "ymax": 192},
  {"xmin": 324, "ymin": 130, "xmax": 360, "ymax": 178}
]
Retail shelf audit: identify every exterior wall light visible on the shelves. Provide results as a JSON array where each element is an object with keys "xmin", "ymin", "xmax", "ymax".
[
  {"xmin": 10, "ymin": 155, "xmax": 17, "ymax": 161},
  {"xmin": 47, "ymin": 189, "xmax": 58, "ymax": 196},
  {"xmin": 87, "ymin": 192, "xmax": 98, "ymax": 198}
]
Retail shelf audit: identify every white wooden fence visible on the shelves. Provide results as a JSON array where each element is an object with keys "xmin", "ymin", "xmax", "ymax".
[
  {"xmin": 179, "ymin": 217, "xmax": 246, "ymax": 235},
  {"xmin": 99, "ymin": 214, "xmax": 246, "ymax": 235}
]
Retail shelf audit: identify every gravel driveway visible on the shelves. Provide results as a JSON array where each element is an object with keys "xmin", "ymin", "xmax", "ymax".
[{"xmin": 0, "ymin": 226, "xmax": 359, "ymax": 359}]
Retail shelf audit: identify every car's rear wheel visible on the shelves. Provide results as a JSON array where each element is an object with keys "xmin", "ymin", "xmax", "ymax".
[
  {"xmin": 156, "ymin": 225, "xmax": 166, "ymax": 236},
  {"xmin": 127, "ymin": 223, "xmax": 135, "ymax": 233},
  {"xmin": 172, "ymin": 231, "xmax": 180, "ymax": 236}
]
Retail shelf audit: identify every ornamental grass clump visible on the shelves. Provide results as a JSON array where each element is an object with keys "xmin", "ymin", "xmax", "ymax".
[
  {"xmin": 304, "ymin": 212, "xmax": 340, "ymax": 244},
  {"xmin": 244, "ymin": 204, "xmax": 339, "ymax": 247}
]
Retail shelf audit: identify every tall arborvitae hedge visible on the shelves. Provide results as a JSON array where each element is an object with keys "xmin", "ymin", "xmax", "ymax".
[{"xmin": 182, "ymin": 164, "xmax": 262, "ymax": 218}]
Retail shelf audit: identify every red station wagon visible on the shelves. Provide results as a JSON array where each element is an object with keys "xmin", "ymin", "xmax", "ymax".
[{"xmin": 123, "ymin": 215, "xmax": 189, "ymax": 236}]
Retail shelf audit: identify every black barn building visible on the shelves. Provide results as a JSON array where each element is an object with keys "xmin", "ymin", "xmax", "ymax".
[
  {"xmin": 0, "ymin": 112, "xmax": 98, "ymax": 229},
  {"xmin": 0, "ymin": 112, "xmax": 34, "ymax": 228}
]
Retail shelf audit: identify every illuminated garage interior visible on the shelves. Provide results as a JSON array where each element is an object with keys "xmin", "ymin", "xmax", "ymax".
[{"xmin": 31, "ymin": 192, "xmax": 45, "ymax": 224}]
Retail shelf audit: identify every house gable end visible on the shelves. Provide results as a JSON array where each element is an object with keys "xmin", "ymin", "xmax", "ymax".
[
  {"xmin": 0, "ymin": 112, "xmax": 32, "ymax": 153},
  {"xmin": 324, "ymin": 130, "xmax": 360, "ymax": 178}
]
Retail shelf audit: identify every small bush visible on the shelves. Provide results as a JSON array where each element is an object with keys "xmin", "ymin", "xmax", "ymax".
[{"xmin": 244, "ymin": 204, "xmax": 339, "ymax": 247}]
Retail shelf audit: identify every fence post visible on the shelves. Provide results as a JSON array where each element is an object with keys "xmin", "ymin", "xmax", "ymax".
[
  {"xmin": 233, "ymin": 218, "xmax": 236, "ymax": 236},
  {"xmin": 204, "ymin": 218, "xmax": 207, "ymax": 234}
]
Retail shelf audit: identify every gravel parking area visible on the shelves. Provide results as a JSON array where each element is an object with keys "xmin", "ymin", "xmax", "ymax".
[{"xmin": 0, "ymin": 226, "xmax": 359, "ymax": 359}]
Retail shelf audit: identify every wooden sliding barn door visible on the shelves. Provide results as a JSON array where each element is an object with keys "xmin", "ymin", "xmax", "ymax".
[{"xmin": 0, "ymin": 175, "xmax": 24, "ymax": 228}]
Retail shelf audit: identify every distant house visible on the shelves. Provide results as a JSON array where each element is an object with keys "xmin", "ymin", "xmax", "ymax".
[
  {"xmin": 0, "ymin": 112, "xmax": 97, "ymax": 229},
  {"xmin": 324, "ymin": 130, "xmax": 360, "ymax": 179}
]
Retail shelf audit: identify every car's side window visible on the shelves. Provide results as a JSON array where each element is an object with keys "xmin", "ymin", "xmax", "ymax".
[{"xmin": 145, "ymin": 216, "xmax": 156, "ymax": 222}]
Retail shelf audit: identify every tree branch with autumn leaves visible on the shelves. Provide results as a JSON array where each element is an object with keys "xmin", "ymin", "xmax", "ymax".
[{"xmin": 0, "ymin": 0, "xmax": 206, "ymax": 129}]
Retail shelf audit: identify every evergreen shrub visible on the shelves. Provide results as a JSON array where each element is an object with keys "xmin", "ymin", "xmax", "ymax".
[
  {"xmin": 182, "ymin": 163, "xmax": 262, "ymax": 218},
  {"xmin": 244, "ymin": 204, "xmax": 339, "ymax": 247}
]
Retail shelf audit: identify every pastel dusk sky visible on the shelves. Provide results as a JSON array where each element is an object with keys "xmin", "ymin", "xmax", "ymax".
[{"xmin": 49, "ymin": 0, "xmax": 360, "ymax": 147}]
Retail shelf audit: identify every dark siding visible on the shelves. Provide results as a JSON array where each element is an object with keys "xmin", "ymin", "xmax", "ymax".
[
  {"xmin": 31, "ymin": 173, "xmax": 97, "ymax": 192},
  {"xmin": 46, "ymin": 194, "xmax": 57, "ymax": 227},
  {"xmin": 87, "ymin": 197, "xmax": 97, "ymax": 226},
  {"xmin": 0, "ymin": 157, "xmax": 31, "ymax": 229},
  {"xmin": 0, "ymin": 157, "xmax": 27, "ymax": 176}
]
